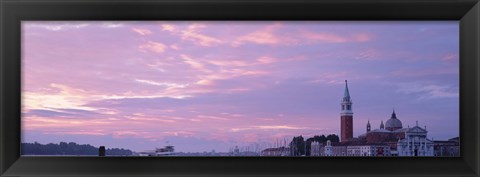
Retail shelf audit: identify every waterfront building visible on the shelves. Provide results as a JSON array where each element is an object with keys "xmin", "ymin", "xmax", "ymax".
[
  {"xmin": 346, "ymin": 143, "xmax": 391, "ymax": 156},
  {"xmin": 311, "ymin": 139, "xmax": 391, "ymax": 156},
  {"xmin": 397, "ymin": 122, "xmax": 434, "ymax": 156},
  {"xmin": 310, "ymin": 141, "xmax": 325, "ymax": 156},
  {"xmin": 433, "ymin": 137, "xmax": 460, "ymax": 156}
]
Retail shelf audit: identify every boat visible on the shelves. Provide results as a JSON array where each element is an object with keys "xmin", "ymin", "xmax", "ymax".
[
  {"xmin": 155, "ymin": 145, "xmax": 176, "ymax": 156},
  {"xmin": 138, "ymin": 145, "xmax": 176, "ymax": 156}
]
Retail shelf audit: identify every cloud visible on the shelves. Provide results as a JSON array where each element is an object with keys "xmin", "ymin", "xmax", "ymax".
[
  {"xmin": 390, "ymin": 67, "xmax": 458, "ymax": 77},
  {"xmin": 233, "ymin": 23, "xmax": 297, "ymax": 46},
  {"xmin": 132, "ymin": 28, "xmax": 153, "ymax": 36},
  {"xmin": 195, "ymin": 79, "xmax": 215, "ymax": 86},
  {"xmin": 301, "ymin": 31, "xmax": 373, "ymax": 43},
  {"xmin": 139, "ymin": 41, "xmax": 167, "ymax": 53},
  {"xmin": 230, "ymin": 125, "xmax": 308, "ymax": 132},
  {"xmin": 206, "ymin": 56, "xmax": 278, "ymax": 68},
  {"xmin": 25, "ymin": 109, "xmax": 76, "ymax": 118},
  {"xmin": 218, "ymin": 69, "xmax": 269, "ymax": 78},
  {"xmin": 23, "ymin": 117, "xmax": 111, "ymax": 130},
  {"xmin": 393, "ymin": 82, "xmax": 459, "ymax": 99},
  {"xmin": 23, "ymin": 83, "xmax": 98, "ymax": 111},
  {"xmin": 442, "ymin": 53, "xmax": 458, "ymax": 62},
  {"xmin": 25, "ymin": 108, "xmax": 101, "ymax": 118},
  {"xmin": 170, "ymin": 44, "xmax": 180, "ymax": 50},
  {"xmin": 197, "ymin": 115, "xmax": 230, "ymax": 121},
  {"xmin": 232, "ymin": 24, "xmax": 373, "ymax": 47},
  {"xmin": 181, "ymin": 24, "xmax": 223, "ymax": 46},
  {"xmin": 162, "ymin": 131, "xmax": 195, "ymax": 137},
  {"xmin": 24, "ymin": 22, "xmax": 89, "ymax": 31},
  {"xmin": 352, "ymin": 33, "xmax": 373, "ymax": 42},
  {"xmin": 44, "ymin": 130, "xmax": 108, "ymax": 136},
  {"xmin": 256, "ymin": 56, "xmax": 277, "ymax": 64},
  {"xmin": 135, "ymin": 79, "xmax": 189, "ymax": 89},
  {"xmin": 207, "ymin": 60, "xmax": 250, "ymax": 67},
  {"xmin": 127, "ymin": 116, "xmax": 177, "ymax": 123},
  {"xmin": 101, "ymin": 22, "xmax": 124, "ymax": 28},
  {"xmin": 253, "ymin": 125, "xmax": 307, "ymax": 130},
  {"xmin": 301, "ymin": 32, "xmax": 348, "ymax": 43},
  {"xmin": 161, "ymin": 24, "xmax": 176, "ymax": 32},
  {"xmin": 220, "ymin": 112, "xmax": 244, "ymax": 117},
  {"xmin": 44, "ymin": 130, "xmax": 158, "ymax": 139},
  {"xmin": 101, "ymin": 94, "xmax": 192, "ymax": 100},
  {"xmin": 180, "ymin": 54, "xmax": 209, "ymax": 71}
]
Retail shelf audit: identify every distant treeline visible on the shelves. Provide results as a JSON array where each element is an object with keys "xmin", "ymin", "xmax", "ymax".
[
  {"xmin": 21, "ymin": 142, "xmax": 132, "ymax": 156},
  {"xmin": 290, "ymin": 134, "xmax": 340, "ymax": 156}
]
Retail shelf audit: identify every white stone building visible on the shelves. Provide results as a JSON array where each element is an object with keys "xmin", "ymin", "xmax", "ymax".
[
  {"xmin": 310, "ymin": 141, "xmax": 323, "ymax": 156},
  {"xmin": 397, "ymin": 122, "xmax": 434, "ymax": 156}
]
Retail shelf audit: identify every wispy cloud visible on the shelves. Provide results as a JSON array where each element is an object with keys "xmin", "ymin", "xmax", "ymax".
[
  {"xmin": 23, "ymin": 83, "xmax": 98, "ymax": 111},
  {"xmin": 301, "ymin": 31, "xmax": 373, "ymax": 43},
  {"xmin": 442, "ymin": 53, "xmax": 458, "ymax": 62},
  {"xmin": 132, "ymin": 28, "xmax": 153, "ymax": 36},
  {"xmin": 256, "ymin": 56, "xmax": 277, "ymax": 64},
  {"xmin": 161, "ymin": 24, "xmax": 176, "ymax": 32},
  {"xmin": 24, "ymin": 22, "xmax": 89, "ymax": 31},
  {"xmin": 181, "ymin": 24, "xmax": 223, "ymax": 46},
  {"xmin": 180, "ymin": 54, "xmax": 210, "ymax": 71},
  {"xmin": 23, "ymin": 117, "xmax": 111, "ymax": 129},
  {"xmin": 390, "ymin": 67, "xmax": 458, "ymax": 77},
  {"xmin": 139, "ymin": 41, "xmax": 167, "ymax": 53},
  {"xmin": 231, "ymin": 125, "xmax": 309, "ymax": 132},
  {"xmin": 197, "ymin": 115, "xmax": 230, "ymax": 121},
  {"xmin": 393, "ymin": 82, "xmax": 459, "ymax": 99},
  {"xmin": 101, "ymin": 22, "xmax": 124, "ymax": 28},
  {"xmin": 253, "ymin": 125, "xmax": 307, "ymax": 130},
  {"xmin": 135, "ymin": 79, "xmax": 189, "ymax": 89},
  {"xmin": 207, "ymin": 60, "xmax": 251, "ymax": 67},
  {"xmin": 301, "ymin": 32, "xmax": 349, "ymax": 43},
  {"xmin": 233, "ymin": 23, "xmax": 297, "ymax": 46},
  {"xmin": 44, "ymin": 131, "xmax": 108, "ymax": 136}
]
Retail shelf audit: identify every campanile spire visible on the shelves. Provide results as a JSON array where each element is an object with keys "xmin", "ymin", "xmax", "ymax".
[
  {"xmin": 341, "ymin": 80, "xmax": 353, "ymax": 116},
  {"xmin": 343, "ymin": 80, "xmax": 350, "ymax": 101},
  {"xmin": 340, "ymin": 80, "xmax": 353, "ymax": 142}
]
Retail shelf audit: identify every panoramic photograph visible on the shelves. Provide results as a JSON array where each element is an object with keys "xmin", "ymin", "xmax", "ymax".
[{"xmin": 21, "ymin": 21, "xmax": 459, "ymax": 157}]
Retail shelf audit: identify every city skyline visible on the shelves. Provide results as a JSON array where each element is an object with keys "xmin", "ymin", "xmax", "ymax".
[{"xmin": 22, "ymin": 21, "xmax": 459, "ymax": 153}]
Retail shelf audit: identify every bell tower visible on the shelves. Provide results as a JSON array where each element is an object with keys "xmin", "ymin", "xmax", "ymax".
[
  {"xmin": 340, "ymin": 80, "xmax": 353, "ymax": 142},
  {"xmin": 367, "ymin": 120, "xmax": 371, "ymax": 132}
]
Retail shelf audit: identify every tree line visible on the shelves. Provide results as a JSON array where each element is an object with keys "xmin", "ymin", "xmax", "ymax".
[
  {"xmin": 289, "ymin": 134, "xmax": 340, "ymax": 156},
  {"xmin": 21, "ymin": 142, "xmax": 133, "ymax": 156}
]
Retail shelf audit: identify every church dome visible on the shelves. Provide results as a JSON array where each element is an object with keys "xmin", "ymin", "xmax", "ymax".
[{"xmin": 385, "ymin": 110, "xmax": 402, "ymax": 131}]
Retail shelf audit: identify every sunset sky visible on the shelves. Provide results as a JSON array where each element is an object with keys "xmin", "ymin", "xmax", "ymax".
[{"xmin": 21, "ymin": 21, "xmax": 459, "ymax": 153}]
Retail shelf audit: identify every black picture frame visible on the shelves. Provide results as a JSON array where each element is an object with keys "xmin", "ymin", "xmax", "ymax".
[{"xmin": 1, "ymin": 0, "xmax": 479, "ymax": 176}]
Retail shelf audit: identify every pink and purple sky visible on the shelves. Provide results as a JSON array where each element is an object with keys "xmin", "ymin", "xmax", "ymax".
[{"xmin": 21, "ymin": 21, "xmax": 459, "ymax": 152}]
